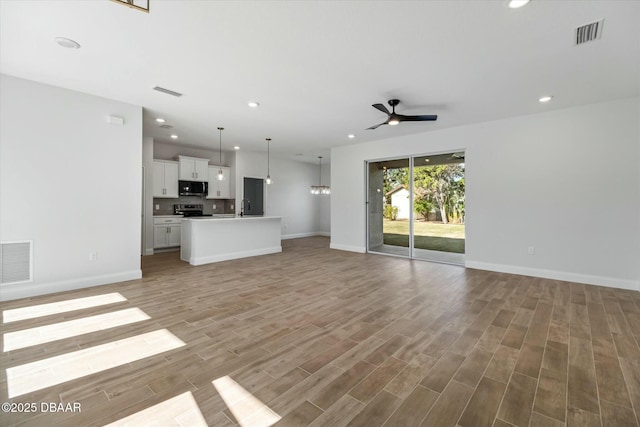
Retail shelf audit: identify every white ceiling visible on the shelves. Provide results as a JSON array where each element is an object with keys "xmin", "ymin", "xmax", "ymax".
[{"xmin": 1, "ymin": 1, "xmax": 639, "ymax": 162}]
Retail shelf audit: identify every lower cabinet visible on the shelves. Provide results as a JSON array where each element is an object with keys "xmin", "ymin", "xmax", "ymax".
[{"xmin": 153, "ymin": 217, "xmax": 182, "ymax": 248}]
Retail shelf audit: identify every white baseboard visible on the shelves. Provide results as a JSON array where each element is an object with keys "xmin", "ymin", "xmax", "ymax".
[
  {"xmin": 330, "ymin": 243, "xmax": 366, "ymax": 253},
  {"xmin": 186, "ymin": 246, "xmax": 282, "ymax": 266},
  {"xmin": 281, "ymin": 232, "xmax": 330, "ymax": 240},
  {"xmin": 281, "ymin": 232, "xmax": 319, "ymax": 240},
  {"xmin": 0, "ymin": 270, "xmax": 143, "ymax": 302},
  {"xmin": 465, "ymin": 260, "xmax": 639, "ymax": 292}
]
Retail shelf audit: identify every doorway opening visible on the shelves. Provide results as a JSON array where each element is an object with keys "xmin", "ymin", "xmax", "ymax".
[
  {"xmin": 242, "ymin": 177, "xmax": 264, "ymax": 216},
  {"xmin": 366, "ymin": 151, "xmax": 465, "ymax": 265}
]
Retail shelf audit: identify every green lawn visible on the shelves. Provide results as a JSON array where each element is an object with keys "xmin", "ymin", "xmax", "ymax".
[{"xmin": 383, "ymin": 219, "xmax": 465, "ymax": 253}]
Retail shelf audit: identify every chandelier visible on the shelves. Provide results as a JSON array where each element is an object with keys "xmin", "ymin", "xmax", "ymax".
[{"xmin": 310, "ymin": 156, "xmax": 330, "ymax": 195}]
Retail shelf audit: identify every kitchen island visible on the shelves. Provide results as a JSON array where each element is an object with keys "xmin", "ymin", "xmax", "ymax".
[{"xmin": 180, "ymin": 216, "xmax": 282, "ymax": 266}]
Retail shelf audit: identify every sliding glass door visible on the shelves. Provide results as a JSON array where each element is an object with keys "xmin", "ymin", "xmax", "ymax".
[
  {"xmin": 367, "ymin": 158, "xmax": 411, "ymax": 257},
  {"xmin": 367, "ymin": 152, "xmax": 465, "ymax": 265}
]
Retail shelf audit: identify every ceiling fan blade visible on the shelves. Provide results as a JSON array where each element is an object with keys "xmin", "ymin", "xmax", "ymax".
[
  {"xmin": 372, "ymin": 103, "xmax": 390, "ymax": 115},
  {"xmin": 397, "ymin": 114, "xmax": 438, "ymax": 122},
  {"xmin": 366, "ymin": 122, "xmax": 387, "ymax": 130}
]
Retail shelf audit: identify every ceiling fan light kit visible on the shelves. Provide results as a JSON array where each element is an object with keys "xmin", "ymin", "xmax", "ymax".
[{"xmin": 367, "ymin": 99, "xmax": 437, "ymax": 130}]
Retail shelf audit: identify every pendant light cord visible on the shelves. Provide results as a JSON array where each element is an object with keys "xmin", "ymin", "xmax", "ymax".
[
  {"xmin": 318, "ymin": 156, "xmax": 323, "ymax": 186},
  {"xmin": 266, "ymin": 138, "xmax": 271, "ymax": 177}
]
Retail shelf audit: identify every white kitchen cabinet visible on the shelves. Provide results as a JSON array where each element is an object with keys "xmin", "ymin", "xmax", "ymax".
[
  {"xmin": 167, "ymin": 224, "xmax": 181, "ymax": 246},
  {"xmin": 207, "ymin": 166, "xmax": 231, "ymax": 199},
  {"xmin": 178, "ymin": 156, "xmax": 209, "ymax": 182},
  {"xmin": 153, "ymin": 217, "xmax": 182, "ymax": 248},
  {"xmin": 153, "ymin": 160, "xmax": 179, "ymax": 198}
]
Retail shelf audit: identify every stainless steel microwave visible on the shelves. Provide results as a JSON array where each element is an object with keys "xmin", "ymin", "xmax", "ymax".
[{"xmin": 178, "ymin": 180, "xmax": 208, "ymax": 196}]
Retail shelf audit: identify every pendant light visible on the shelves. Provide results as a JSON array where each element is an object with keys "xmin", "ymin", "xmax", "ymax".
[
  {"xmin": 217, "ymin": 127, "xmax": 224, "ymax": 180},
  {"xmin": 310, "ymin": 156, "xmax": 330, "ymax": 195},
  {"xmin": 265, "ymin": 138, "xmax": 272, "ymax": 184}
]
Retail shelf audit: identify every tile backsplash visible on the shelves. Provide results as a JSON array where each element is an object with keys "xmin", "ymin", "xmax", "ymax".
[{"xmin": 153, "ymin": 196, "xmax": 235, "ymax": 215}]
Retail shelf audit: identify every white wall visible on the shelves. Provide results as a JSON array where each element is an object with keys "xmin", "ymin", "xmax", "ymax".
[
  {"xmin": 0, "ymin": 75, "xmax": 143, "ymax": 300},
  {"xmin": 235, "ymin": 151, "xmax": 327, "ymax": 238},
  {"xmin": 331, "ymin": 98, "xmax": 640, "ymax": 291}
]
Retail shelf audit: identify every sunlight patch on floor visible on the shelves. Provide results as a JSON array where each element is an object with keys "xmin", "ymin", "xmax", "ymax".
[
  {"xmin": 2, "ymin": 292, "xmax": 127, "ymax": 323},
  {"xmin": 103, "ymin": 391, "xmax": 207, "ymax": 427},
  {"xmin": 3, "ymin": 307, "xmax": 151, "ymax": 351},
  {"xmin": 6, "ymin": 329, "xmax": 185, "ymax": 398},
  {"xmin": 213, "ymin": 375, "xmax": 281, "ymax": 427}
]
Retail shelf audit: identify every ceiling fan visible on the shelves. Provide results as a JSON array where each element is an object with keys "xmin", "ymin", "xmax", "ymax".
[{"xmin": 367, "ymin": 99, "xmax": 437, "ymax": 130}]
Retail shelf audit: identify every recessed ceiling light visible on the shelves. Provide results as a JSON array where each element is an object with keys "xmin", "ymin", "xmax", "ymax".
[
  {"xmin": 54, "ymin": 37, "xmax": 81, "ymax": 49},
  {"xmin": 233, "ymin": 146, "xmax": 240, "ymax": 150},
  {"xmin": 348, "ymin": 134, "xmax": 356, "ymax": 139},
  {"xmin": 248, "ymin": 101, "xmax": 260, "ymax": 108},
  {"xmin": 170, "ymin": 134, "xmax": 178, "ymax": 139},
  {"xmin": 155, "ymin": 118, "xmax": 165, "ymax": 123},
  {"xmin": 508, "ymin": 0, "xmax": 530, "ymax": 9},
  {"xmin": 538, "ymin": 95, "xmax": 553, "ymax": 103}
]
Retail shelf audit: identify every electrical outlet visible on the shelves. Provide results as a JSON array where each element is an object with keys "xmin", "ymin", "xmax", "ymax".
[
  {"xmin": 155, "ymin": 204, "xmax": 159, "ymax": 210},
  {"xmin": 89, "ymin": 252, "xmax": 98, "ymax": 261},
  {"xmin": 527, "ymin": 246, "xmax": 535, "ymax": 255},
  {"xmin": 213, "ymin": 204, "xmax": 217, "ymax": 210},
  {"xmin": 230, "ymin": 204, "xmax": 234, "ymax": 210}
]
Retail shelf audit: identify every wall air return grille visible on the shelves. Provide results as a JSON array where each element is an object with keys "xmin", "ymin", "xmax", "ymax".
[
  {"xmin": 152, "ymin": 86, "xmax": 183, "ymax": 97},
  {"xmin": 575, "ymin": 19, "xmax": 604, "ymax": 45},
  {"xmin": 1, "ymin": 241, "xmax": 32, "ymax": 285}
]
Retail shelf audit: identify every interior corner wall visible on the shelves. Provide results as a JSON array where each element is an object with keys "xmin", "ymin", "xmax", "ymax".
[
  {"xmin": 331, "ymin": 97, "xmax": 640, "ymax": 291},
  {"xmin": 0, "ymin": 74, "xmax": 143, "ymax": 301},
  {"xmin": 234, "ymin": 151, "xmax": 325, "ymax": 238},
  {"xmin": 143, "ymin": 136, "xmax": 154, "ymax": 255}
]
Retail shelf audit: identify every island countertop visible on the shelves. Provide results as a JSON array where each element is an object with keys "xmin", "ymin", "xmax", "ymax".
[
  {"xmin": 182, "ymin": 215, "xmax": 282, "ymax": 221},
  {"xmin": 180, "ymin": 216, "xmax": 282, "ymax": 265}
]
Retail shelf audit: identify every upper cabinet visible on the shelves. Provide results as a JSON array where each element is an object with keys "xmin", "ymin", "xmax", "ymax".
[
  {"xmin": 207, "ymin": 166, "xmax": 231, "ymax": 199},
  {"xmin": 178, "ymin": 155, "xmax": 209, "ymax": 182},
  {"xmin": 153, "ymin": 160, "xmax": 179, "ymax": 198}
]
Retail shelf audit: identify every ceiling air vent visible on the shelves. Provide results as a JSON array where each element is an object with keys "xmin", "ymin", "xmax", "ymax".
[
  {"xmin": 152, "ymin": 86, "xmax": 183, "ymax": 97},
  {"xmin": 575, "ymin": 19, "xmax": 604, "ymax": 45}
]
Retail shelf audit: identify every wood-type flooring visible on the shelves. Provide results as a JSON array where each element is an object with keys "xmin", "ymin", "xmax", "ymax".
[{"xmin": 1, "ymin": 236, "xmax": 639, "ymax": 426}]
